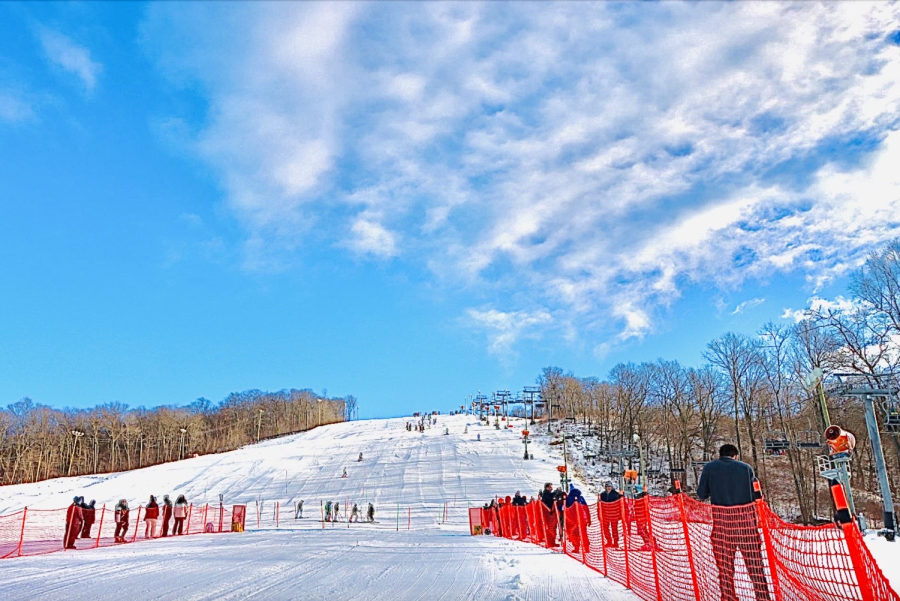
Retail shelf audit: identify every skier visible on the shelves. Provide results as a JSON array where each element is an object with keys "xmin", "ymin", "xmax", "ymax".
[
  {"xmin": 80, "ymin": 499, "xmax": 96, "ymax": 538},
  {"xmin": 350, "ymin": 503, "xmax": 359, "ymax": 523},
  {"xmin": 173, "ymin": 495, "xmax": 188, "ymax": 535},
  {"xmin": 325, "ymin": 500, "xmax": 333, "ymax": 522},
  {"xmin": 341, "ymin": 467, "xmax": 348, "ymax": 478},
  {"xmin": 358, "ymin": 452, "xmax": 363, "ymax": 462},
  {"xmin": 334, "ymin": 501, "xmax": 341, "ymax": 521},
  {"xmin": 64, "ymin": 496, "xmax": 84, "ymax": 549},
  {"xmin": 161, "ymin": 495, "xmax": 173, "ymax": 537},
  {"xmin": 114, "ymin": 499, "xmax": 130, "ymax": 543},
  {"xmin": 367, "ymin": 503, "xmax": 375, "ymax": 522},
  {"xmin": 295, "ymin": 500, "xmax": 304, "ymax": 519}
]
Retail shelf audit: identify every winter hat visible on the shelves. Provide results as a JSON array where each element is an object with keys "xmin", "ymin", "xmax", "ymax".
[
  {"xmin": 604, "ymin": 481, "xmax": 614, "ymax": 488},
  {"xmin": 73, "ymin": 496, "xmax": 80, "ymax": 502}
]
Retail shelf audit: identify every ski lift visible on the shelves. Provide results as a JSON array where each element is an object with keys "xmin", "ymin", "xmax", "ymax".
[
  {"xmin": 884, "ymin": 399, "xmax": 900, "ymax": 433},
  {"xmin": 764, "ymin": 431, "xmax": 791, "ymax": 455},
  {"xmin": 795, "ymin": 430, "xmax": 823, "ymax": 449}
]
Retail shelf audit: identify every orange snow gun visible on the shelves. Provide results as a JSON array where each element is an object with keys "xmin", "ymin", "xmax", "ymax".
[
  {"xmin": 824, "ymin": 426, "xmax": 856, "ymax": 456},
  {"xmin": 624, "ymin": 469, "xmax": 638, "ymax": 482},
  {"xmin": 557, "ymin": 466, "xmax": 567, "ymax": 473}
]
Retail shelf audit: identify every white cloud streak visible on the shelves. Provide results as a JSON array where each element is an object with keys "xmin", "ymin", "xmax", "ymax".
[
  {"xmin": 37, "ymin": 27, "xmax": 102, "ymax": 92},
  {"xmin": 142, "ymin": 2, "xmax": 900, "ymax": 351}
]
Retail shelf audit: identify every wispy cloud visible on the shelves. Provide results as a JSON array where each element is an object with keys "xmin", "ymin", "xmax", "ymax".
[
  {"xmin": 732, "ymin": 298, "xmax": 766, "ymax": 315},
  {"xmin": 782, "ymin": 296, "xmax": 859, "ymax": 323},
  {"xmin": 142, "ymin": 2, "xmax": 900, "ymax": 353},
  {"xmin": 0, "ymin": 92, "xmax": 34, "ymax": 123},
  {"xmin": 37, "ymin": 27, "xmax": 102, "ymax": 92},
  {"xmin": 464, "ymin": 307, "xmax": 552, "ymax": 360}
]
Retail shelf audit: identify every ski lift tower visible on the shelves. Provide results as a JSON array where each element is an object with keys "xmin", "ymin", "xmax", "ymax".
[
  {"xmin": 608, "ymin": 442, "xmax": 638, "ymax": 496},
  {"xmin": 494, "ymin": 390, "xmax": 512, "ymax": 423},
  {"xmin": 523, "ymin": 386, "xmax": 541, "ymax": 425},
  {"xmin": 475, "ymin": 392, "xmax": 488, "ymax": 421},
  {"xmin": 829, "ymin": 372, "xmax": 896, "ymax": 541}
]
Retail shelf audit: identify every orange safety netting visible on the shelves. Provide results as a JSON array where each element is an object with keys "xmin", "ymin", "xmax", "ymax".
[
  {"xmin": 478, "ymin": 494, "xmax": 899, "ymax": 601},
  {"xmin": 0, "ymin": 503, "xmax": 243, "ymax": 560}
]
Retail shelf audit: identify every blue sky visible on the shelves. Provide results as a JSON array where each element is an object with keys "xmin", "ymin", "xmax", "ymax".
[{"xmin": 2, "ymin": 2, "xmax": 900, "ymax": 418}]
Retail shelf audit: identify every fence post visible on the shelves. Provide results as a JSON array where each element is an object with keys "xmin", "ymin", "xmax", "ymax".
[
  {"xmin": 597, "ymin": 498, "xmax": 608, "ymax": 576},
  {"xmin": 17, "ymin": 507, "xmax": 27, "ymax": 557},
  {"xmin": 621, "ymin": 497, "xmax": 631, "ymax": 588},
  {"xmin": 132, "ymin": 507, "xmax": 142, "ymax": 543},
  {"xmin": 831, "ymin": 481, "xmax": 875, "ymax": 601},
  {"xmin": 537, "ymin": 500, "xmax": 548, "ymax": 548},
  {"xmin": 408, "ymin": 507, "xmax": 411, "ymax": 530},
  {"xmin": 94, "ymin": 504, "xmax": 105, "ymax": 548},
  {"xmin": 219, "ymin": 503, "xmax": 224, "ymax": 533},
  {"xmin": 644, "ymin": 495, "xmax": 663, "ymax": 601},
  {"xmin": 186, "ymin": 504, "xmax": 192, "ymax": 535},
  {"xmin": 203, "ymin": 503, "xmax": 209, "ymax": 532},
  {"xmin": 675, "ymin": 489, "xmax": 702, "ymax": 601},
  {"xmin": 755, "ymin": 495, "xmax": 784, "ymax": 601},
  {"xmin": 275, "ymin": 502, "xmax": 279, "ymax": 529},
  {"xmin": 575, "ymin": 502, "xmax": 587, "ymax": 565}
]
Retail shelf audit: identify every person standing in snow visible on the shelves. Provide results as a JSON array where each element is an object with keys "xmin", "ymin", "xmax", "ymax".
[
  {"xmin": 324, "ymin": 500, "xmax": 333, "ymax": 522},
  {"xmin": 161, "ymin": 495, "xmax": 173, "ymax": 537},
  {"xmin": 565, "ymin": 487, "xmax": 591, "ymax": 553},
  {"xmin": 172, "ymin": 495, "xmax": 188, "ymax": 535},
  {"xmin": 358, "ymin": 452, "xmax": 363, "ymax": 462},
  {"xmin": 295, "ymin": 500, "xmax": 304, "ymax": 519},
  {"xmin": 334, "ymin": 501, "xmax": 341, "ymax": 521},
  {"xmin": 698, "ymin": 444, "xmax": 772, "ymax": 601},
  {"xmin": 80, "ymin": 499, "xmax": 96, "ymax": 539},
  {"xmin": 540, "ymin": 483, "xmax": 559, "ymax": 548},
  {"xmin": 114, "ymin": 499, "xmax": 130, "ymax": 543},
  {"xmin": 633, "ymin": 490, "xmax": 654, "ymax": 551},
  {"xmin": 600, "ymin": 481, "xmax": 622, "ymax": 547},
  {"xmin": 64, "ymin": 496, "xmax": 84, "ymax": 549},
  {"xmin": 367, "ymin": 503, "xmax": 375, "ymax": 522},
  {"xmin": 144, "ymin": 495, "xmax": 160, "ymax": 538},
  {"xmin": 350, "ymin": 503, "xmax": 359, "ymax": 522}
]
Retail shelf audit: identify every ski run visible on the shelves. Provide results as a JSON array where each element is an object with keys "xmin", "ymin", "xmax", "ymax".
[{"xmin": 0, "ymin": 414, "xmax": 896, "ymax": 600}]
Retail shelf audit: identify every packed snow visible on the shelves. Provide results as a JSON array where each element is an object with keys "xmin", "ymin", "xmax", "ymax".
[{"xmin": 0, "ymin": 414, "xmax": 638, "ymax": 600}]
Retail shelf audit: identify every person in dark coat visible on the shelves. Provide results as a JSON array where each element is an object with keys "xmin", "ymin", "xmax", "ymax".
[
  {"xmin": 161, "ymin": 495, "xmax": 173, "ymax": 537},
  {"xmin": 114, "ymin": 499, "xmax": 130, "ymax": 543},
  {"xmin": 600, "ymin": 481, "xmax": 622, "ymax": 547},
  {"xmin": 512, "ymin": 491, "xmax": 528, "ymax": 539},
  {"xmin": 565, "ymin": 487, "xmax": 591, "ymax": 553},
  {"xmin": 698, "ymin": 444, "xmax": 772, "ymax": 601},
  {"xmin": 65, "ymin": 496, "xmax": 84, "ymax": 549},
  {"xmin": 80, "ymin": 499, "xmax": 96, "ymax": 538},
  {"xmin": 540, "ymin": 483, "xmax": 559, "ymax": 548}
]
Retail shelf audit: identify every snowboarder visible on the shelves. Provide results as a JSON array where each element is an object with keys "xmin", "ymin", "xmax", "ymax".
[
  {"xmin": 350, "ymin": 503, "xmax": 359, "ymax": 522},
  {"xmin": 295, "ymin": 500, "xmax": 304, "ymax": 519},
  {"xmin": 161, "ymin": 495, "xmax": 173, "ymax": 537},
  {"xmin": 444, "ymin": 427, "xmax": 449, "ymax": 435},
  {"xmin": 80, "ymin": 499, "xmax": 96, "ymax": 538},
  {"xmin": 367, "ymin": 503, "xmax": 375, "ymax": 522},
  {"xmin": 65, "ymin": 496, "xmax": 84, "ymax": 549},
  {"xmin": 341, "ymin": 467, "xmax": 348, "ymax": 478},
  {"xmin": 173, "ymin": 495, "xmax": 188, "ymax": 535},
  {"xmin": 114, "ymin": 499, "xmax": 130, "ymax": 543},
  {"xmin": 144, "ymin": 495, "xmax": 160, "ymax": 538},
  {"xmin": 358, "ymin": 452, "xmax": 363, "ymax": 462}
]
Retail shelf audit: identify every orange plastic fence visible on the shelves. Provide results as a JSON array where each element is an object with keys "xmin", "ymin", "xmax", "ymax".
[
  {"xmin": 479, "ymin": 494, "xmax": 899, "ymax": 601},
  {"xmin": 0, "ymin": 503, "xmax": 241, "ymax": 560}
]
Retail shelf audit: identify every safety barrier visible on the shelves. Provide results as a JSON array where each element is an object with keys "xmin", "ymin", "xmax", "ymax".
[
  {"xmin": 0, "ymin": 503, "xmax": 245, "ymax": 560},
  {"xmin": 476, "ymin": 493, "xmax": 899, "ymax": 601}
]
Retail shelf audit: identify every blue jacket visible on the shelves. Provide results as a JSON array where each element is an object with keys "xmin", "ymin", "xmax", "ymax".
[
  {"xmin": 566, "ymin": 487, "xmax": 587, "ymax": 508},
  {"xmin": 697, "ymin": 457, "xmax": 756, "ymax": 506}
]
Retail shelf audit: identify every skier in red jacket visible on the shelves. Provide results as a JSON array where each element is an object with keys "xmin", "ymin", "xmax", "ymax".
[{"xmin": 65, "ymin": 497, "xmax": 84, "ymax": 549}]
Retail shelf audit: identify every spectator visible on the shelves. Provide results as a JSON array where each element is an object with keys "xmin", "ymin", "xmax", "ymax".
[
  {"xmin": 161, "ymin": 495, "xmax": 173, "ymax": 537},
  {"xmin": 600, "ymin": 481, "xmax": 622, "ymax": 548},
  {"xmin": 565, "ymin": 487, "xmax": 591, "ymax": 554},
  {"xmin": 114, "ymin": 499, "xmax": 130, "ymax": 543},
  {"xmin": 540, "ymin": 483, "xmax": 559, "ymax": 548},
  {"xmin": 633, "ymin": 491, "xmax": 654, "ymax": 551},
  {"xmin": 295, "ymin": 499, "xmax": 304, "ymax": 519},
  {"xmin": 367, "ymin": 502, "xmax": 375, "ymax": 522},
  {"xmin": 145, "ymin": 495, "xmax": 160, "ymax": 538},
  {"xmin": 64, "ymin": 496, "xmax": 84, "ymax": 549},
  {"xmin": 80, "ymin": 499, "xmax": 96, "ymax": 539},
  {"xmin": 698, "ymin": 444, "xmax": 772, "ymax": 601},
  {"xmin": 173, "ymin": 495, "xmax": 189, "ymax": 535}
]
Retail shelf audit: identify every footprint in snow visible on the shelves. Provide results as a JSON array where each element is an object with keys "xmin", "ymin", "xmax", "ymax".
[{"xmin": 508, "ymin": 574, "xmax": 530, "ymax": 589}]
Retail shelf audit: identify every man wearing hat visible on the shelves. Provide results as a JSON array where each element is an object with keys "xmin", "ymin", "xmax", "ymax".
[
  {"xmin": 64, "ymin": 496, "xmax": 84, "ymax": 549},
  {"xmin": 600, "ymin": 481, "xmax": 622, "ymax": 547}
]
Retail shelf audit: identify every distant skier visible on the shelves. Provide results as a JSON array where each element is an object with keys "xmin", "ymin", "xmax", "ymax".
[
  {"xmin": 325, "ymin": 500, "xmax": 333, "ymax": 522},
  {"xmin": 334, "ymin": 501, "xmax": 341, "ymax": 521},
  {"xmin": 350, "ymin": 503, "xmax": 359, "ymax": 523},
  {"xmin": 367, "ymin": 503, "xmax": 375, "ymax": 522},
  {"xmin": 114, "ymin": 499, "xmax": 130, "ymax": 543},
  {"xmin": 295, "ymin": 500, "xmax": 304, "ymax": 519},
  {"xmin": 358, "ymin": 452, "xmax": 363, "ymax": 462}
]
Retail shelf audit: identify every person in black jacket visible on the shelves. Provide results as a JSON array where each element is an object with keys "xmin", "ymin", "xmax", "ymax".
[
  {"xmin": 600, "ymin": 482, "xmax": 622, "ymax": 547},
  {"xmin": 80, "ymin": 499, "xmax": 96, "ymax": 538},
  {"xmin": 698, "ymin": 444, "xmax": 772, "ymax": 601},
  {"xmin": 540, "ymin": 483, "xmax": 559, "ymax": 547}
]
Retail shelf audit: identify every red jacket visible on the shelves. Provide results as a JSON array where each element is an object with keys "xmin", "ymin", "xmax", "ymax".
[
  {"xmin": 66, "ymin": 504, "xmax": 83, "ymax": 523},
  {"xmin": 145, "ymin": 502, "xmax": 160, "ymax": 520}
]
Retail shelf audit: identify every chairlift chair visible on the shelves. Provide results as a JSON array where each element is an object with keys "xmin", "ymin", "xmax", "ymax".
[
  {"xmin": 884, "ymin": 400, "xmax": 900, "ymax": 433},
  {"xmin": 764, "ymin": 431, "xmax": 791, "ymax": 455},
  {"xmin": 795, "ymin": 430, "xmax": 823, "ymax": 449}
]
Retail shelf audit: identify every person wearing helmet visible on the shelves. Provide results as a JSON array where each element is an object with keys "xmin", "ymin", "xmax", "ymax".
[{"xmin": 64, "ymin": 496, "xmax": 84, "ymax": 549}]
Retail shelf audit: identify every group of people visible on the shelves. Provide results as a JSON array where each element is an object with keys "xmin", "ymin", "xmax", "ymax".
[
  {"xmin": 66, "ymin": 493, "xmax": 191, "ymax": 546},
  {"xmin": 323, "ymin": 500, "xmax": 375, "ymax": 523}
]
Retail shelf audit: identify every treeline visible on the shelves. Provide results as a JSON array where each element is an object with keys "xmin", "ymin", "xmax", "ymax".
[
  {"xmin": 537, "ymin": 239, "xmax": 900, "ymax": 524},
  {"xmin": 0, "ymin": 388, "xmax": 357, "ymax": 486}
]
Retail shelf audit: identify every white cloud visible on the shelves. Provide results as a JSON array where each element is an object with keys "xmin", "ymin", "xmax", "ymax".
[
  {"xmin": 732, "ymin": 298, "xmax": 766, "ymax": 315},
  {"xmin": 142, "ymin": 2, "xmax": 900, "ymax": 351},
  {"xmin": 37, "ymin": 27, "xmax": 102, "ymax": 92},
  {"xmin": 464, "ymin": 307, "xmax": 552, "ymax": 359},
  {"xmin": 781, "ymin": 295, "xmax": 859, "ymax": 322},
  {"xmin": 0, "ymin": 92, "xmax": 34, "ymax": 123}
]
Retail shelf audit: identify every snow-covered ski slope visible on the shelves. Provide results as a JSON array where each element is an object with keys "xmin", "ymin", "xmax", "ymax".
[{"xmin": 0, "ymin": 415, "xmax": 638, "ymax": 601}]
